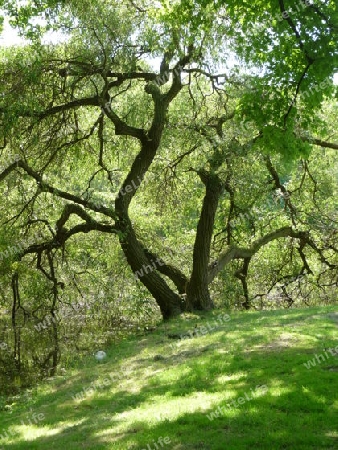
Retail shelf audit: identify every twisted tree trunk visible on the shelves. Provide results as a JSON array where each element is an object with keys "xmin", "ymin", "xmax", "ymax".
[{"xmin": 186, "ymin": 171, "xmax": 224, "ymax": 311}]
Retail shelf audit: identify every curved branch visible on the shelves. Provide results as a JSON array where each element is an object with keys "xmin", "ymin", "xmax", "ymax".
[
  {"xmin": 164, "ymin": 49, "xmax": 194, "ymax": 105},
  {"xmin": 0, "ymin": 96, "xmax": 100, "ymax": 120},
  {"xmin": 144, "ymin": 248, "xmax": 188, "ymax": 293},
  {"xmin": 0, "ymin": 160, "xmax": 116, "ymax": 219},
  {"xmin": 102, "ymin": 102, "xmax": 149, "ymax": 142},
  {"xmin": 208, "ymin": 226, "xmax": 308, "ymax": 283},
  {"xmin": 21, "ymin": 218, "xmax": 117, "ymax": 259},
  {"xmin": 38, "ymin": 96, "xmax": 99, "ymax": 120}
]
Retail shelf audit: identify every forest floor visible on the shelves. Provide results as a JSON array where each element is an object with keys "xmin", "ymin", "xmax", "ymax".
[{"xmin": 1, "ymin": 304, "xmax": 338, "ymax": 450}]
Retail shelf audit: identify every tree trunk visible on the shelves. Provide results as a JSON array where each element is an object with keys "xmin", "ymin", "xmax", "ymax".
[
  {"xmin": 235, "ymin": 257, "xmax": 251, "ymax": 310},
  {"xmin": 109, "ymin": 56, "xmax": 193, "ymax": 319},
  {"xmin": 113, "ymin": 135, "xmax": 185, "ymax": 319},
  {"xmin": 186, "ymin": 171, "xmax": 224, "ymax": 310},
  {"xmin": 116, "ymin": 213, "xmax": 183, "ymax": 319}
]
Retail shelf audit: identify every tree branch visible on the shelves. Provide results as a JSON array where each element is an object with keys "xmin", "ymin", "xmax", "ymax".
[
  {"xmin": 21, "ymin": 211, "xmax": 117, "ymax": 259},
  {"xmin": 144, "ymin": 248, "xmax": 188, "ymax": 294},
  {"xmin": 278, "ymin": 0, "xmax": 314, "ymax": 62},
  {"xmin": 37, "ymin": 96, "xmax": 99, "ymax": 120},
  {"xmin": 0, "ymin": 160, "xmax": 116, "ymax": 219},
  {"xmin": 102, "ymin": 102, "xmax": 149, "ymax": 142},
  {"xmin": 208, "ymin": 227, "xmax": 308, "ymax": 283},
  {"xmin": 301, "ymin": 136, "xmax": 338, "ymax": 150}
]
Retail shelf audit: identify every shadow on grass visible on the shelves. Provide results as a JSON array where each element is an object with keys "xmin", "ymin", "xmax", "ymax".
[{"xmin": 1, "ymin": 306, "xmax": 337, "ymax": 450}]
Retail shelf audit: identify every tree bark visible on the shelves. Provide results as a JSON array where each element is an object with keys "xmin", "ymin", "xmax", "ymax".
[
  {"xmin": 116, "ymin": 215, "xmax": 183, "ymax": 319},
  {"xmin": 186, "ymin": 170, "xmax": 224, "ymax": 310},
  {"xmin": 113, "ymin": 120, "xmax": 186, "ymax": 319}
]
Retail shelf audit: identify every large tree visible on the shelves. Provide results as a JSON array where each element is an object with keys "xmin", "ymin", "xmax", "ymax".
[{"xmin": 0, "ymin": 0, "xmax": 337, "ymax": 322}]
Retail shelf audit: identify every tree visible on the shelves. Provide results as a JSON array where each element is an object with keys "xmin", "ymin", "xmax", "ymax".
[{"xmin": 0, "ymin": 0, "xmax": 337, "ymax": 324}]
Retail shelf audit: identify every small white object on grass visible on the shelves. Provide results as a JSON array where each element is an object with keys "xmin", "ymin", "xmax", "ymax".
[{"xmin": 94, "ymin": 351, "xmax": 107, "ymax": 362}]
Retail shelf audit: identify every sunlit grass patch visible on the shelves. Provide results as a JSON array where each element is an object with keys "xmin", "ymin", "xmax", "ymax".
[{"xmin": 1, "ymin": 304, "xmax": 337, "ymax": 449}]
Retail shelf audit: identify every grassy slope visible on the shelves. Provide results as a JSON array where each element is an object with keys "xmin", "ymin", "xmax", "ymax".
[{"xmin": 0, "ymin": 305, "xmax": 338, "ymax": 450}]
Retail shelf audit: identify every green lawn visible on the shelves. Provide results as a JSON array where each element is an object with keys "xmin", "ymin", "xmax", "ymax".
[{"xmin": 1, "ymin": 305, "xmax": 338, "ymax": 449}]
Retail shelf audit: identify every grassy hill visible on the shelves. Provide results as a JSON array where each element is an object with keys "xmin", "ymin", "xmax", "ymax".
[{"xmin": 1, "ymin": 305, "xmax": 338, "ymax": 450}]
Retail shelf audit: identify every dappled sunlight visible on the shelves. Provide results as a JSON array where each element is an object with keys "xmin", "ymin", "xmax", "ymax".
[
  {"xmin": 9, "ymin": 419, "xmax": 86, "ymax": 444},
  {"xmin": 1, "ymin": 306, "xmax": 337, "ymax": 449},
  {"xmin": 216, "ymin": 372, "xmax": 246, "ymax": 384},
  {"xmin": 325, "ymin": 430, "xmax": 338, "ymax": 438},
  {"xmin": 264, "ymin": 383, "xmax": 293, "ymax": 397},
  {"xmin": 301, "ymin": 386, "xmax": 326, "ymax": 405},
  {"xmin": 114, "ymin": 391, "xmax": 232, "ymax": 423}
]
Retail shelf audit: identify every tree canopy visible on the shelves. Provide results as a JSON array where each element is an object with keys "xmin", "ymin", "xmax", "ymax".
[{"xmin": 0, "ymin": 0, "xmax": 337, "ymax": 332}]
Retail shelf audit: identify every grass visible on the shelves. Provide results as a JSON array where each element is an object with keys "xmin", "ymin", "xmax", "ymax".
[{"xmin": 0, "ymin": 305, "xmax": 338, "ymax": 450}]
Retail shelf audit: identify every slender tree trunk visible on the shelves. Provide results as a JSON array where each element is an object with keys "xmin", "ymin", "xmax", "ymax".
[
  {"xmin": 186, "ymin": 171, "xmax": 224, "ymax": 310},
  {"xmin": 235, "ymin": 257, "xmax": 251, "ymax": 310}
]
